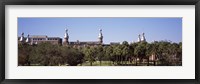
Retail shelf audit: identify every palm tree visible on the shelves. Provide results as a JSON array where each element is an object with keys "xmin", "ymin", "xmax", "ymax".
[
  {"xmin": 122, "ymin": 41, "xmax": 130, "ymax": 65},
  {"xmin": 113, "ymin": 45, "xmax": 123, "ymax": 65},
  {"xmin": 104, "ymin": 46, "xmax": 114, "ymax": 65},
  {"xmin": 146, "ymin": 43, "xmax": 151, "ymax": 66},
  {"xmin": 129, "ymin": 43, "xmax": 138, "ymax": 65},
  {"xmin": 134, "ymin": 42, "xmax": 147, "ymax": 66},
  {"xmin": 96, "ymin": 45, "xmax": 104, "ymax": 66}
]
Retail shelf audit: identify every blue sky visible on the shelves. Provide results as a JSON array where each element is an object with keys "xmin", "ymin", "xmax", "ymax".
[{"xmin": 18, "ymin": 17, "xmax": 182, "ymax": 44}]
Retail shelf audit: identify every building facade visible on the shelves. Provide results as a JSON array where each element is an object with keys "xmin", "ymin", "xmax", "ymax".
[
  {"xmin": 62, "ymin": 29, "xmax": 103, "ymax": 47},
  {"xmin": 137, "ymin": 32, "xmax": 146, "ymax": 42},
  {"xmin": 18, "ymin": 33, "xmax": 62, "ymax": 45},
  {"xmin": 19, "ymin": 29, "xmax": 146, "ymax": 46}
]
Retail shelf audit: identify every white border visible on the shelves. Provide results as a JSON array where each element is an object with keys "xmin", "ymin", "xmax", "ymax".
[{"xmin": 5, "ymin": 5, "xmax": 195, "ymax": 79}]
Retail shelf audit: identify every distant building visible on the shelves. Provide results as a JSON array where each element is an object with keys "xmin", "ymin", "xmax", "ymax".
[
  {"xmin": 110, "ymin": 42, "xmax": 120, "ymax": 45},
  {"xmin": 18, "ymin": 34, "xmax": 62, "ymax": 45},
  {"xmin": 137, "ymin": 34, "xmax": 141, "ymax": 42},
  {"xmin": 19, "ymin": 28, "xmax": 147, "ymax": 46},
  {"xmin": 137, "ymin": 32, "xmax": 146, "ymax": 42},
  {"xmin": 19, "ymin": 32, "xmax": 25, "ymax": 43},
  {"xmin": 63, "ymin": 29, "xmax": 69, "ymax": 46},
  {"xmin": 62, "ymin": 29, "xmax": 103, "ymax": 47}
]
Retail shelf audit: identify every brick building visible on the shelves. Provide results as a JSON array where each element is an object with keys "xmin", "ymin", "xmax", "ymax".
[{"xmin": 18, "ymin": 33, "xmax": 62, "ymax": 45}]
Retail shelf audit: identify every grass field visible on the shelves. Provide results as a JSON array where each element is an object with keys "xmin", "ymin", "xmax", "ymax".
[
  {"xmin": 78, "ymin": 61, "xmax": 159, "ymax": 66},
  {"xmin": 28, "ymin": 61, "xmax": 181, "ymax": 66},
  {"xmin": 79, "ymin": 61, "xmax": 114, "ymax": 66}
]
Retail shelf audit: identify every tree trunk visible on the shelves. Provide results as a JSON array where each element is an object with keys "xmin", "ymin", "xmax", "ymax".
[
  {"xmin": 139, "ymin": 58, "xmax": 142, "ymax": 65},
  {"xmin": 118, "ymin": 56, "xmax": 120, "ymax": 64},
  {"xmin": 119, "ymin": 56, "xmax": 121, "ymax": 65},
  {"xmin": 147, "ymin": 58, "xmax": 149, "ymax": 66},
  {"xmin": 90, "ymin": 62, "xmax": 92, "ymax": 66},
  {"xmin": 125, "ymin": 56, "xmax": 128, "ymax": 64},
  {"xmin": 135, "ymin": 58, "xmax": 137, "ymax": 66},
  {"xmin": 115, "ymin": 56, "xmax": 117, "ymax": 64}
]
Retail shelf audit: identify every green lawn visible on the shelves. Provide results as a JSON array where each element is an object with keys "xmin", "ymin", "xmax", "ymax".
[
  {"xmin": 78, "ymin": 61, "xmax": 144, "ymax": 66},
  {"xmin": 27, "ymin": 61, "xmax": 180, "ymax": 66},
  {"xmin": 78, "ymin": 61, "xmax": 160, "ymax": 66},
  {"xmin": 79, "ymin": 61, "xmax": 114, "ymax": 66}
]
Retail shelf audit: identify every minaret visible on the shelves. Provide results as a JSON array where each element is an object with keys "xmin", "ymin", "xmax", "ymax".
[
  {"xmin": 141, "ymin": 32, "xmax": 146, "ymax": 42},
  {"xmin": 98, "ymin": 29, "xmax": 103, "ymax": 44},
  {"xmin": 19, "ymin": 32, "xmax": 25, "ymax": 43},
  {"xmin": 138, "ymin": 34, "xmax": 141, "ymax": 42},
  {"xmin": 26, "ymin": 34, "xmax": 30, "ymax": 43},
  {"xmin": 63, "ymin": 29, "xmax": 69, "ymax": 46}
]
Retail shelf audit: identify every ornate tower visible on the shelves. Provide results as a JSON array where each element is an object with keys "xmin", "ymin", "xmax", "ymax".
[
  {"xmin": 63, "ymin": 29, "xmax": 69, "ymax": 46},
  {"xmin": 26, "ymin": 34, "xmax": 30, "ymax": 43},
  {"xmin": 138, "ymin": 34, "xmax": 141, "ymax": 42},
  {"xmin": 98, "ymin": 29, "xmax": 103, "ymax": 44},
  {"xmin": 19, "ymin": 32, "xmax": 25, "ymax": 43},
  {"xmin": 141, "ymin": 32, "xmax": 146, "ymax": 42}
]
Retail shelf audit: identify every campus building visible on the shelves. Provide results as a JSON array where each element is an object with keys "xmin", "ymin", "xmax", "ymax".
[
  {"xmin": 18, "ymin": 29, "xmax": 146, "ymax": 46},
  {"xmin": 62, "ymin": 29, "xmax": 103, "ymax": 47},
  {"xmin": 18, "ymin": 33, "xmax": 62, "ymax": 45},
  {"xmin": 137, "ymin": 32, "xmax": 146, "ymax": 42}
]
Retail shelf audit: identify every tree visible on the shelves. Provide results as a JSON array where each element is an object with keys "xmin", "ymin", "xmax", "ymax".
[
  {"xmin": 122, "ymin": 41, "xmax": 129, "ymax": 46},
  {"xmin": 134, "ymin": 42, "xmax": 147, "ymax": 65},
  {"xmin": 122, "ymin": 41, "xmax": 130, "ymax": 64},
  {"xmin": 177, "ymin": 42, "xmax": 182, "ymax": 65},
  {"xmin": 96, "ymin": 45, "xmax": 104, "ymax": 66},
  {"xmin": 28, "ymin": 42, "xmax": 64, "ymax": 66},
  {"xmin": 84, "ymin": 46, "xmax": 97, "ymax": 66},
  {"xmin": 149, "ymin": 41, "xmax": 159, "ymax": 66},
  {"xmin": 104, "ymin": 46, "xmax": 115, "ymax": 65},
  {"xmin": 146, "ymin": 43, "xmax": 151, "ymax": 66},
  {"xmin": 129, "ymin": 43, "xmax": 138, "ymax": 65},
  {"xmin": 156, "ymin": 41, "xmax": 180, "ymax": 66},
  {"xmin": 34, "ymin": 42, "xmax": 53, "ymax": 66},
  {"xmin": 113, "ymin": 45, "xmax": 123, "ymax": 65},
  {"xmin": 18, "ymin": 43, "xmax": 32, "ymax": 66},
  {"xmin": 62, "ymin": 47, "xmax": 84, "ymax": 66},
  {"xmin": 47, "ymin": 45, "xmax": 63, "ymax": 66},
  {"xmin": 169, "ymin": 43, "xmax": 180, "ymax": 65}
]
